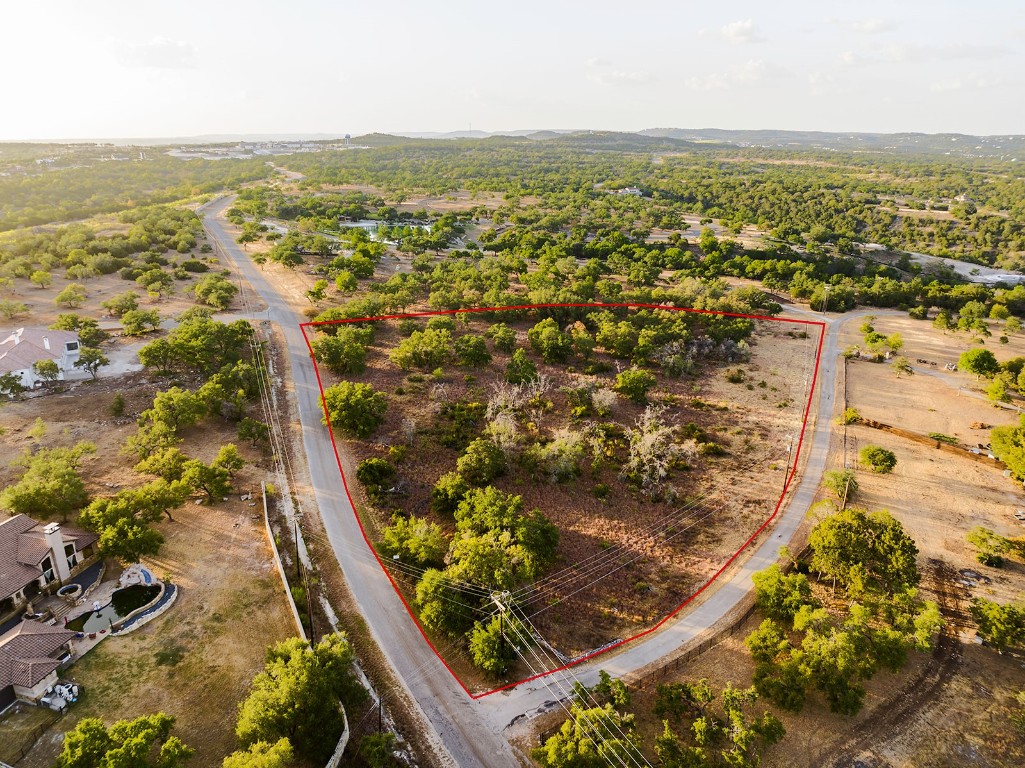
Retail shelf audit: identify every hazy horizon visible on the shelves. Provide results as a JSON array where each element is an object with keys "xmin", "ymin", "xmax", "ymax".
[
  {"xmin": 3, "ymin": 0, "xmax": 1023, "ymax": 140},
  {"xmin": 4, "ymin": 125, "xmax": 1025, "ymax": 147}
]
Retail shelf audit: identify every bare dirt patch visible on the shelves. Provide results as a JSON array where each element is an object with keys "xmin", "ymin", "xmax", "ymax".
[{"xmin": 310, "ymin": 312, "xmax": 818, "ymax": 688}]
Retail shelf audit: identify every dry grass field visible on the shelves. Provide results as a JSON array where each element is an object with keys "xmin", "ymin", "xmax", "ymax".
[
  {"xmin": 0, "ymin": 347, "xmax": 295, "ymax": 765},
  {"xmin": 591, "ymin": 312, "xmax": 1025, "ymax": 767}
]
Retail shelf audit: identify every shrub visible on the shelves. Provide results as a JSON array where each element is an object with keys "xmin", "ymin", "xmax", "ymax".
[
  {"xmin": 380, "ymin": 515, "xmax": 447, "ymax": 568},
  {"xmin": 505, "ymin": 348, "xmax": 538, "ymax": 384},
  {"xmin": 356, "ymin": 458, "xmax": 396, "ymax": 500},
  {"xmin": 840, "ymin": 407, "xmax": 861, "ymax": 425},
  {"xmin": 614, "ymin": 367, "xmax": 657, "ymax": 404},
  {"xmin": 456, "ymin": 438, "xmax": 506, "ymax": 485},
  {"xmin": 431, "ymin": 471, "xmax": 470, "ymax": 514},
  {"xmin": 859, "ymin": 445, "xmax": 897, "ymax": 473},
  {"xmin": 322, "ymin": 382, "xmax": 387, "ymax": 438}
]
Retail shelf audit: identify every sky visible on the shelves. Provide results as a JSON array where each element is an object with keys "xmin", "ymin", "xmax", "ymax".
[{"xmin": 2, "ymin": 0, "xmax": 1024, "ymax": 140}]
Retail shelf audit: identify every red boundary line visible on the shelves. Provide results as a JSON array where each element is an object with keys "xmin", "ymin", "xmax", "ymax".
[{"xmin": 299, "ymin": 302, "xmax": 825, "ymax": 699}]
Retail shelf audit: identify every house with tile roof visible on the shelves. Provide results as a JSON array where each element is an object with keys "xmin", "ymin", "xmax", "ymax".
[
  {"xmin": 0, "ymin": 327, "xmax": 83, "ymax": 388},
  {"xmin": 0, "ymin": 515, "xmax": 97, "ymax": 621},
  {"xmin": 0, "ymin": 619, "xmax": 75, "ymax": 711}
]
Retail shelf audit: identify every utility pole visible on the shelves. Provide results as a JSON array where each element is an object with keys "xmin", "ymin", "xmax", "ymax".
[
  {"xmin": 781, "ymin": 436, "xmax": 795, "ymax": 494},
  {"xmin": 491, "ymin": 591, "xmax": 511, "ymax": 672}
]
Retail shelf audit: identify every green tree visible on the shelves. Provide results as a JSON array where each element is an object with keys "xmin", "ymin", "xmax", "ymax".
[
  {"xmin": 322, "ymin": 381, "xmax": 387, "ymax": 438},
  {"xmin": 30, "ymin": 270, "xmax": 52, "ymax": 289},
  {"xmin": 101, "ymin": 291, "xmax": 140, "ymax": 317},
  {"xmin": 431, "ymin": 471, "xmax": 470, "ymax": 514},
  {"xmin": 415, "ymin": 568, "xmax": 476, "ymax": 635},
  {"xmin": 892, "ymin": 356, "xmax": 914, "ymax": 378},
  {"xmin": 181, "ymin": 458, "xmax": 232, "ymax": 502},
  {"xmin": 55, "ymin": 283, "xmax": 87, "ymax": 308},
  {"xmin": 334, "ymin": 271, "xmax": 358, "ymax": 293},
  {"xmin": 966, "ymin": 527, "xmax": 1011, "ymax": 567},
  {"xmin": 0, "ymin": 372, "xmax": 27, "ymax": 398},
  {"xmin": 0, "ymin": 299, "xmax": 28, "ymax": 320},
  {"xmin": 468, "ymin": 615, "xmax": 516, "ymax": 675},
  {"xmin": 122, "ymin": 309, "xmax": 162, "ymax": 336},
  {"xmin": 454, "ymin": 334, "xmax": 492, "ymax": 367},
  {"xmin": 195, "ymin": 273, "xmax": 239, "ymax": 310},
  {"xmin": 125, "ymin": 420, "xmax": 182, "ymax": 462},
  {"xmin": 33, "ymin": 358, "xmax": 60, "ymax": 386},
  {"xmin": 450, "ymin": 486, "xmax": 558, "ymax": 586},
  {"xmin": 145, "ymin": 387, "xmax": 207, "ymax": 431},
  {"xmin": 527, "ymin": 318, "xmax": 573, "ymax": 363},
  {"xmin": 486, "ymin": 322, "xmax": 517, "ymax": 352},
  {"xmin": 970, "ymin": 598, "xmax": 1025, "ymax": 651},
  {"xmin": 222, "ymin": 739, "xmax": 293, "ymax": 768},
  {"xmin": 238, "ymin": 417, "xmax": 270, "ymax": 447},
  {"xmin": 958, "ymin": 347, "xmax": 1000, "ymax": 378},
  {"xmin": 74, "ymin": 347, "xmax": 110, "ymax": 379},
  {"xmin": 50, "ymin": 314, "xmax": 108, "ymax": 347},
  {"xmin": 456, "ymin": 438, "xmax": 507, "ymax": 485},
  {"xmin": 808, "ymin": 507, "xmax": 919, "ymax": 597},
  {"xmin": 533, "ymin": 703, "xmax": 642, "ymax": 768},
  {"xmin": 355, "ymin": 457, "xmax": 395, "ymax": 501},
  {"xmin": 987, "ymin": 375, "xmax": 1012, "ymax": 403},
  {"xmin": 991, "ymin": 415, "xmax": 1025, "ymax": 480},
  {"xmin": 0, "ymin": 443, "xmax": 95, "ymax": 521},
  {"xmin": 214, "ymin": 443, "xmax": 246, "ymax": 477},
  {"xmin": 752, "ymin": 564, "xmax": 816, "ymax": 621},
  {"xmin": 357, "ymin": 733, "xmax": 398, "ymax": 768},
  {"xmin": 57, "ymin": 713, "xmax": 193, "ymax": 768},
  {"xmin": 859, "ymin": 444, "xmax": 897, "ymax": 473},
  {"xmin": 380, "ymin": 515, "xmax": 448, "ymax": 568},
  {"xmin": 613, "ymin": 367, "xmax": 657, "ymax": 404},
  {"xmin": 236, "ymin": 634, "xmax": 365, "ymax": 764},
  {"xmin": 311, "ymin": 327, "xmax": 372, "ymax": 375},
  {"xmin": 653, "ymin": 684, "xmax": 785, "ymax": 768},
  {"xmin": 79, "ymin": 479, "xmax": 188, "ymax": 562},
  {"xmin": 389, "ymin": 328, "xmax": 452, "ymax": 370},
  {"xmin": 306, "ymin": 279, "xmax": 329, "ymax": 304},
  {"xmin": 505, "ymin": 348, "xmax": 538, "ymax": 384},
  {"xmin": 822, "ymin": 469, "xmax": 858, "ymax": 503}
]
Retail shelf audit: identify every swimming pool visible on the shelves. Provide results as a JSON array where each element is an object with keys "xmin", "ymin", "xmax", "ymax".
[{"xmin": 67, "ymin": 584, "xmax": 161, "ymax": 633}]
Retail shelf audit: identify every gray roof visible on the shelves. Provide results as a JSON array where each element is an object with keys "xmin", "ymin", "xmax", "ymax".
[{"xmin": 0, "ymin": 327, "xmax": 78, "ymax": 374}]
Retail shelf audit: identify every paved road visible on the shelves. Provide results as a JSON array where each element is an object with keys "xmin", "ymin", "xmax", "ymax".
[
  {"xmin": 202, "ymin": 198, "xmax": 520, "ymax": 768},
  {"xmin": 474, "ymin": 310, "xmax": 857, "ymax": 729},
  {"xmin": 205, "ymin": 193, "xmax": 879, "ymax": 761}
]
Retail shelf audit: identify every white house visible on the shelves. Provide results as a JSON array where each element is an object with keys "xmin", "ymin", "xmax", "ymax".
[{"xmin": 0, "ymin": 327, "xmax": 82, "ymax": 388}]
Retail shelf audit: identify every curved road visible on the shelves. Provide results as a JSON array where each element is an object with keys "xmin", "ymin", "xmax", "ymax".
[
  {"xmin": 203, "ymin": 197, "xmax": 859, "ymax": 764},
  {"xmin": 203, "ymin": 198, "xmax": 519, "ymax": 768}
]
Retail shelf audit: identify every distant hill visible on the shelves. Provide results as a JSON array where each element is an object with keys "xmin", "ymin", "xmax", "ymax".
[
  {"xmin": 364, "ymin": 128, "xmax": 1025, "ymax": 159},
  {"xmin": 639, "ymin": 128, "xmax": 1025, "ymax": 158}
]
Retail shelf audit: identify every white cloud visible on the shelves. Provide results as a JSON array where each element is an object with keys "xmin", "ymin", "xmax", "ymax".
[
  {"xmin": 838, "ymin": 41, "xmax": 1006, "ymax": 66},
  {"xmin": 685, "ymin": 59, "xmax": 774, "ymax": 91},
  {"xmin": 827, "ymin": 17, "xmax": 895, "ymax": 35},
  {"xmin": 586, "ymin": 58, "xmax": 653, "ymax": 87},
  {"xmin": 720, "ymin": 19, "xmax": 763, "ymax": 44},
  {"xmin": 115, "ymin": 38, "xmax": 196, "ymax": 69},
  {"xmin": 930, "ymin": 74, "xmax": 1003, "ymax": 93}
]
